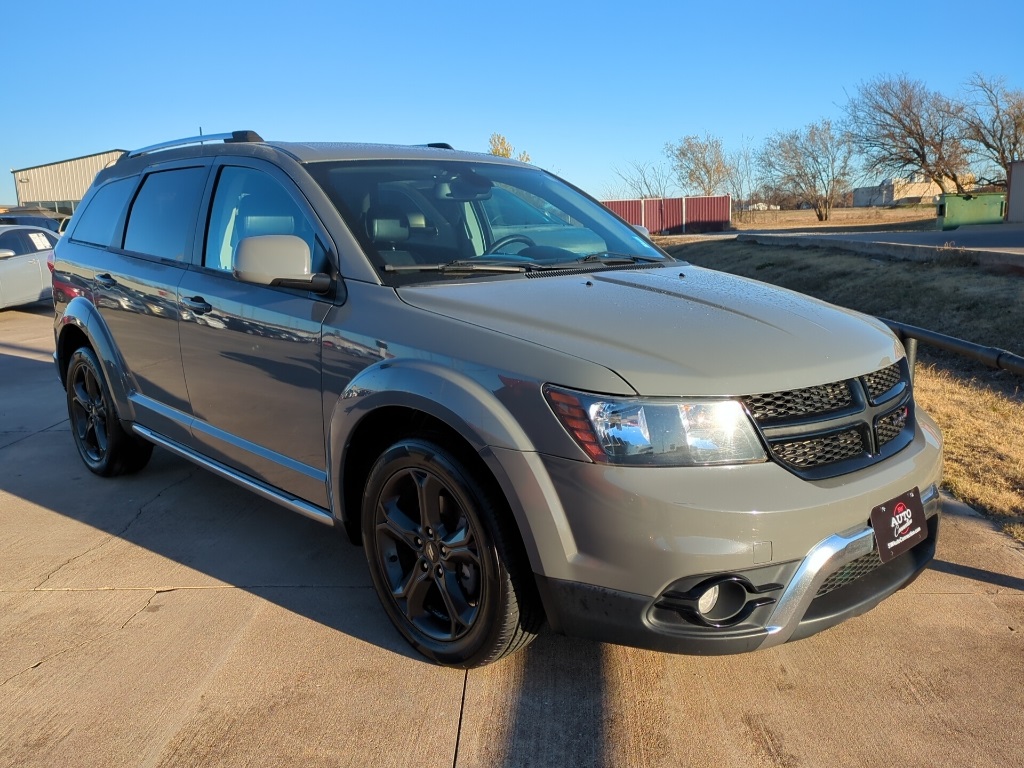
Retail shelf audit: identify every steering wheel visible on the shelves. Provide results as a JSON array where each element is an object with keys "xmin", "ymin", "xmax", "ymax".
[{"xmin": 485, "ymin": 234, "xmax": 536, "ymax": 255}]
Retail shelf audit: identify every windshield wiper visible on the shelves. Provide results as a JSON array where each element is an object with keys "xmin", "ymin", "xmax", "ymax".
[
  {"xmin": 579, "ymin": 252, "xmax": 666, "ymax": 264},
  {"xmin": 383, "ymin": 259, "xmax": 540, "ymax": 274},
  {"xmin": 384, "ymin": 253, "xmax": 667, "ymax": 275}
]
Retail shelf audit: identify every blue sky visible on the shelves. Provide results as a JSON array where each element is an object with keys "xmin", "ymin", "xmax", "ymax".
[{"xmin": 4, "ymin": 1, "xmax": 1023, "ymax": 205}]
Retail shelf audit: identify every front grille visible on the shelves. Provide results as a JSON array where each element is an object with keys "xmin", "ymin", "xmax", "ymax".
[
  {"xmin": 742, "ymin": 360, "xmax": 915, "ymax": 479},
  {"xmin": 863, "ymin": 363, "xmax": 902, "ymax": 401},
  {"xmin": 876, "ymin": 406, "xmax": 909, "ymax": 447},
  {"xmin": 770, "ymin": 429, "xmax": 865, "ymax": 469},
  {"xmin": 816, "ymin": 549, "xmax": 884, "ymax": 597},
  {"xmin": 743, "ymin": 381, "xmax": 852, "ymax": 422}
]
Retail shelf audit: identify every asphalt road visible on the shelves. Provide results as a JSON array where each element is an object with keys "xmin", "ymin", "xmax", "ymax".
[{"xmin": 2, "ymin": 303, "xmax": 1023, "ymax": 767}]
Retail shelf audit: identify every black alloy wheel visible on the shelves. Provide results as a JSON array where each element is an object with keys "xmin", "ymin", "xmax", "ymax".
[
  {"xmin": 66, "ymin": 346, "xmax": 153, "ymax": 477},
  {"xmin": 362, "ymin": 438, "xmax": 540, "ymax": 667}
]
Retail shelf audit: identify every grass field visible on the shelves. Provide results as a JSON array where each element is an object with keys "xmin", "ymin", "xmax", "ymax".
[{"xmin": 659, "ymin": 236, "xmax": 1024, "ymax": 540}]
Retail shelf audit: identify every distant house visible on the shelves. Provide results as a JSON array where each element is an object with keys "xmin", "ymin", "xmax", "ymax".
[{"xmin": 852, "ymin": 176, "xmax": 948, "ymax": 207}]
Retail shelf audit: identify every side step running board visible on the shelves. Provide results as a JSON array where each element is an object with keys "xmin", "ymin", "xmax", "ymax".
[{"xmin": 132, "ymin": 425, "xmax": 336, "ymax": 527}]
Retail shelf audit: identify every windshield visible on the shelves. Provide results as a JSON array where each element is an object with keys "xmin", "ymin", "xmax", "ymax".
[{"xmin": 305, "ymin": 159, "xmax": 670, "ymax": 281}]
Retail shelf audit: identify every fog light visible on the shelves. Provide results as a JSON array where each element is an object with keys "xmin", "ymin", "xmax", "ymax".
[
  {"xmin": 698, "ymin": 579, "xmax": 750, "ymax": 625},
  {"xmin": 697, "ymin": 585, "xmax": 719, "ymax": 616},
  {"xmin": 654, "ymin": 574, "xmax": 784, "ymax": 629}
]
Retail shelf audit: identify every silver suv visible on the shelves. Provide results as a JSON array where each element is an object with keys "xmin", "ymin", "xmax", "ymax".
[{"xmin": 52, "ymin": 131, "xmax": 943, "ymax": 667}]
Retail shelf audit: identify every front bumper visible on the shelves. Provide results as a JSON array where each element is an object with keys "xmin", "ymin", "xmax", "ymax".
[
  {"xmin": 535, "ymin": 488, "xmax": 940, "ymax": 654},
  {"xmin": 490, "ymin": 411, "xmax": 943, "ymax": 654}
]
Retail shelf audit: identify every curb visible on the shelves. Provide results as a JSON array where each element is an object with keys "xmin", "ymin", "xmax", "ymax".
[
  {"xmin": 940, "ymin": 491, "xmax": 983, "ymax": 519},
  {"xmin": 735, "ymin": 232, "xmax": 1022, "ymax": 270}
]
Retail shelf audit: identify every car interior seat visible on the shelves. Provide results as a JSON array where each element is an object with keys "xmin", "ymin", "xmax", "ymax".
[{"xmin": 365, "ymin": 205, "xmax": 417, "ymax": 265}]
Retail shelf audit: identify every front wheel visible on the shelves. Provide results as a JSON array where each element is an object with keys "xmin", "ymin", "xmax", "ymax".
[
  {"xmin": 66, "ymin": 346, "xmax": 153, "ymax": 477},
  {"xmin": 361, "ymin": 438, "xmax": 541, "ymax": 667}
]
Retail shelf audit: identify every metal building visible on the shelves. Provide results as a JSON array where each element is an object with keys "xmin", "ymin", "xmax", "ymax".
[{"xmin": 10, "ymin": 150, "xmax": 125, "ymax": 215}]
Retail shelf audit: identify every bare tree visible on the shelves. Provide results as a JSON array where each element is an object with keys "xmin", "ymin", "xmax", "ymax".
[
  {"xmin": 489, "ymin": 133, "xmax": 531, "ymax": 163},
  {"xmin": 726, "ymin": 137, "xmax": 757, "ymax": 219},
  {"xmin": 664, "ymin": 133, "xmax": 733, "ymax": 196},
  {"xmin": 759, "ymin": 119, "xmax": 854, "ymax": 221},
  {"xmin": 611, "ymin": 160, "xmax": 677, "ymax": 199},
  {"xmin": 956, "ymin": 73, "xmax": 1024, "ymax": 186},
  {"xmin": 845, "ymin": 74, "xmax": 970, "ymax": 193}
]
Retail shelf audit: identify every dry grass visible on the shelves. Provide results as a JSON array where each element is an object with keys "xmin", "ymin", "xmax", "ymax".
[
  {"xmin": 664, "ymin": 237, "xmax": 1024, "ymax": 540},
  {"xmin": 913, "ymin": 365, "xmax": 1024, "ymax": 521}
]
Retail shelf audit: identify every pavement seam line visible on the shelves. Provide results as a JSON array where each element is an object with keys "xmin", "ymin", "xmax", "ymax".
[
  {"xmin": 0, "ymin": 588, "xmax": 165, "ymax": 689},
  {"xmin": 452, "ymin": 670, "xmax": 468, "ymax": 768}
]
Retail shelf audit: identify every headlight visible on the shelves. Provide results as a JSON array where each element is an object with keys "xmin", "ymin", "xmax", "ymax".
[{"xmin": 544, "ymin": 386, "xmax": 767, "ymax": 466}]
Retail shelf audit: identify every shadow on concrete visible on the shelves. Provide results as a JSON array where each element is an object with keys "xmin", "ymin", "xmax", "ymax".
[
  {"xmin": 495, "ymin": 635, "xmax": 605, "ymax": 767},
  {"xmin": 0, "ymin": 300, "xmax": 53, "ymax": 317},
  {"xmin": 0, "ymin": 347, "xmax": 421, "ymax": 664},
  {"xmin": 3, "ymin": 339, "xmax": 619, "ymax": 763},
  {"xmin": 930, "ymin": 559, "xmax": 1024, "ymax": 593}
]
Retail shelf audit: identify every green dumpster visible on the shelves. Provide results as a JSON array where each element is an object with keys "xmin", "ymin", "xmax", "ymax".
[{"xmin": 936, "ymin": 192, "xmax": 1006, "ymax": 230}]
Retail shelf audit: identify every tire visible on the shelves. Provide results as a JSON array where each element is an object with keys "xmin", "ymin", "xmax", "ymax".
[
  {"xmin": 66, "ymin": 346, "xmax": 153, "ymax": 477},
  {"xmin": 361, "ymin": 438, "xmax": 541, "ymax": 668}
]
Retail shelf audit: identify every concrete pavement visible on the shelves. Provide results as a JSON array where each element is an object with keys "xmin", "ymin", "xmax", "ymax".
[
  {"xmin": 2, "ymin": 304, "xmax": 1023, "ymax": 767},
  {"xmin": 737, "ymin": 222, "xmax": 1024, "ymax": 270}
]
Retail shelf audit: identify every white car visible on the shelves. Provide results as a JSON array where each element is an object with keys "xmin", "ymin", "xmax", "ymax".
[{"xmin": 0, "ymin": 225, "xmax": 57, "ymax": 309}]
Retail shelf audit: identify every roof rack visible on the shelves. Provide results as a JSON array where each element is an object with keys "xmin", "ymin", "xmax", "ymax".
[{"xmin": 124, "ymin": 130, "xmax": 264, "ymax": 160}]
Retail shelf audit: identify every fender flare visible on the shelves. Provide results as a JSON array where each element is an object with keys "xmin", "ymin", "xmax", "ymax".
[
  {"xmin": 329, "ymin": 357, "xmax": 538, "ymax": 473},
  {"xmin": 55, "ymin": 296, "xmax": 136, "ymax": 422},
  {"xmin": 328, "ymin": 358, "xmax": 549, "ymax": 556}
]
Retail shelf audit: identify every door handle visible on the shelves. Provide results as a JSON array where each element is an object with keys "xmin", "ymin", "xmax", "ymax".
[
  {"xmin": 181, "ymin": 296, "xmax": 213, "ymax": 315},
  {"xmin": 95, "ymin": 273, "xmax": 117, "ymax": 287}
]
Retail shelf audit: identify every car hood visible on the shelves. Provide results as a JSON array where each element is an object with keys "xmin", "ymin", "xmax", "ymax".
[{"xmin": 396, "ymin": 265, "xmax": 903, "ymax": 396}]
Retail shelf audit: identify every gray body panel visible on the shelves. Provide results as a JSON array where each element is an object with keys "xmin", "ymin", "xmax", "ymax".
[
  {"xmin": 177, "ymin": 267, "xmax": 332, "ymax": 506},
  {"xmin": 90, "ymin": 250, "xmax": 192, "ymax": 443},
  {"xmin": 397, "ymin": 266, "xmax": 903, "ymax": 397}
]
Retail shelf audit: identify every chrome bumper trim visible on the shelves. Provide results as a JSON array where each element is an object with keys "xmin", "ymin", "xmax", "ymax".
[{"xmin": 758, "ymin": 483, "xmax": 940, "ymax": 649}]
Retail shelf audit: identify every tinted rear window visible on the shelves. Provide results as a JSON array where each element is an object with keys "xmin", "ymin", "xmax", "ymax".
[
  {"xmin": 70, "ymin": 177, "xmax": 136, "ymax": 247},
  {"xmin": 123, "ymin": 167, "xmax": 208, "ymax": 261}
]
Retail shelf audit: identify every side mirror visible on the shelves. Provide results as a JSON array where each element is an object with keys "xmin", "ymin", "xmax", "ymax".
[
  {"xmin": 233, "ymin": 235, "xmax": 331, "ymax": 293},
  {"xmin": 633, "ymin": 225, "xmax": 650, "ymax": 238},
  {"xmin": 0, "ymin": 249, "xmax": 16, "ymax": 259}
]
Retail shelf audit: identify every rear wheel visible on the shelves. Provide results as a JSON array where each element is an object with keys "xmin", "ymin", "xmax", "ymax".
[
  {"xmin": 362, "ymin": 438, "xmax": 541, "ymax": 667},
  {"xmin": 66, "ymin": 346, "xmax": 153, "ymax": 477}
]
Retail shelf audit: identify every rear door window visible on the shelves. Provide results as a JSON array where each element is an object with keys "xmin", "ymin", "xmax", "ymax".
[{"xmin": 123, "ymin": 167, "xmax": 208, "ymax": 261}]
